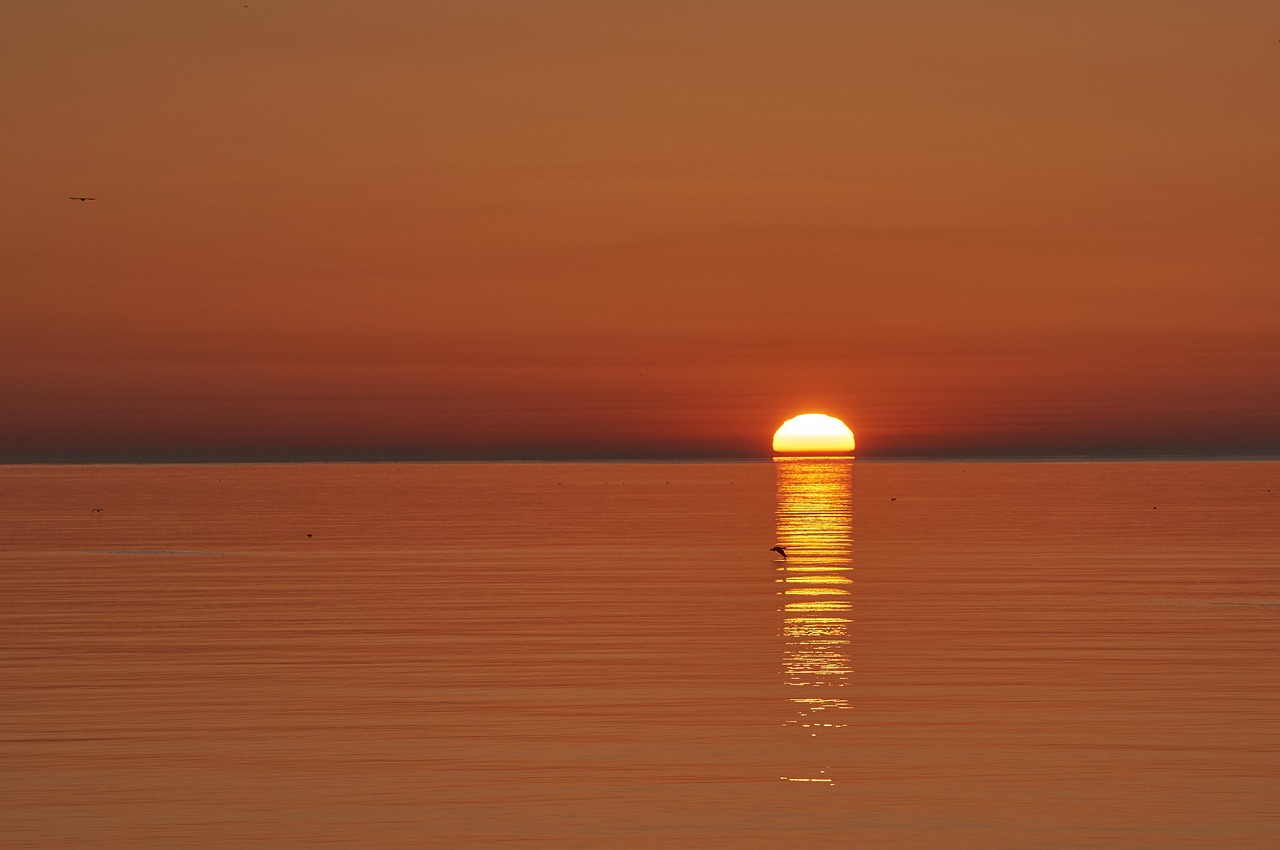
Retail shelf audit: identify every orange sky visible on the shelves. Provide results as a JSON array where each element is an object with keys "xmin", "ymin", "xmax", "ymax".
[{"xmin": 3, "ymin": 1, "xmax": 1278, "ymax": 459}]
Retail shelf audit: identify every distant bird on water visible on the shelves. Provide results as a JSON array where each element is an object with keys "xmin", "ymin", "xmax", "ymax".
[
  {"xmin": 69, "ymin": 197, "xmax": 96, "ymax": 201},
  {"xmin": 770, "ymin": 546, "xmax": 787, "ymax": 559}
]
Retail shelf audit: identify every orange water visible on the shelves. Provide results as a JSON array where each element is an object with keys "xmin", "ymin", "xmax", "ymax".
[{"xmin": 2, "ymin": 461, "xmax": 1277, "ymax": 848}]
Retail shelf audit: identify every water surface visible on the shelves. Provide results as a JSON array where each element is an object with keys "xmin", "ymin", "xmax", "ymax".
[{"xmin": 2, "ymin": 460, "xmax": 1277, "ymax": 848}]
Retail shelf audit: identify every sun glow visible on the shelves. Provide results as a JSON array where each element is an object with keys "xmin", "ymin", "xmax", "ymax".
[{"xmin": 772, "ymin": 413, "xmax": 855, "ymax": 454}]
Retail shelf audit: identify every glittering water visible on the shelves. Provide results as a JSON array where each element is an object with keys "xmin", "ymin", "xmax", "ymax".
[{"xmin": 2, "ymin": 460, "xmax": 1277, "ymax": 848}]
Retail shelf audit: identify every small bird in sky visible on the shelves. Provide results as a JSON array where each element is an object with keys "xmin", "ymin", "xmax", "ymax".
[
  {"xmin": 69, "ymin": 197, "xmax": 96, "ymax": 201},
  {"xmin": 770, "ymin": 546, "xmax": 787, "ymax": 559}
]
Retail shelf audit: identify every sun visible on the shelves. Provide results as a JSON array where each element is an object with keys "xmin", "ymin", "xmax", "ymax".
[{"xmin": 773, "ymin": 413, "xmax": 855, "ymax": 454}]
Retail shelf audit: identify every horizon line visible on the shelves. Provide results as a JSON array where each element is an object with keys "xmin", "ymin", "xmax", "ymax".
[{"xmin": 2, "ymin": 451, "xmax": 1278, "ymax": 466}]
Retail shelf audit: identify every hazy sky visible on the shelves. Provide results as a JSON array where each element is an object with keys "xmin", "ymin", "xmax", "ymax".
[{"xmin": 3, "ymin": 1, "xmax": 1278, "ymax": 459}]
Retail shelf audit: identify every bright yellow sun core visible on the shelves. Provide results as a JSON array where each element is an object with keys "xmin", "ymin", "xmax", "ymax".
[{"xmin": 773, "ymin": 413, "xmax": 856, "ymax": 454}]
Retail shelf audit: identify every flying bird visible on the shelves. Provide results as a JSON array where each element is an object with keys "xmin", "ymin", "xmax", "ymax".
[
  {"xmin": 69, "ymin": 197, "xmax": 96, "ymax": 201},
  {"xmin": 770, "ymin": 546, "xmax": 787, "ymax": 559}
]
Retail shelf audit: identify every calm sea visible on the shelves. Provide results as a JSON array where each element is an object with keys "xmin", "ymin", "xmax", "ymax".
[{"xmin": 2, "ymin": 460, "xmax": 1277, "ymax": 848}]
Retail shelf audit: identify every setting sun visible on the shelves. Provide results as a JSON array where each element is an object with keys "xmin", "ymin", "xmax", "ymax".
[{"xmin": 772, "ymin": 413, "xmax": 856, "ymax": 454}]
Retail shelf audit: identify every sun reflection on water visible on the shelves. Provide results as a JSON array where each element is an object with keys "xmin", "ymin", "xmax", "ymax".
[{"xmin": 774, "ymin": 456, "xmax": 854, "ymax": 785}]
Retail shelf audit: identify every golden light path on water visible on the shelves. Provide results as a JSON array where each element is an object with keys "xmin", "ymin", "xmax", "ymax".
[{"xmin": 774, "ymin": 456, "xmax": 854, "ymax": 785}]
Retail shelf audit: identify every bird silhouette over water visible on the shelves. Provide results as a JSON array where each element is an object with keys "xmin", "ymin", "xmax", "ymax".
[
  {"xmin": 69, "ymin": 197, "xmax": 95, "ymax": 201},
  {"xmin": 770, "ymin": 546, "xmax": 787, "ymax": 559}
]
